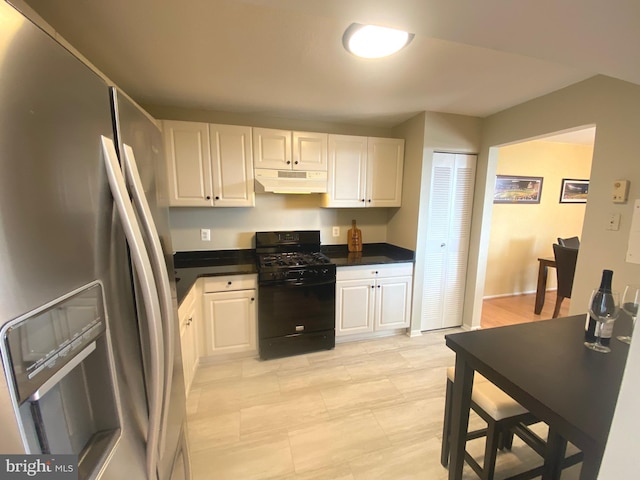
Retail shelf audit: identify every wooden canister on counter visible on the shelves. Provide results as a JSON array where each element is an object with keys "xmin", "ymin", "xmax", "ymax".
[{"xmin": 347, "ymin": 219, "xmax": 362, "ymax": 252}]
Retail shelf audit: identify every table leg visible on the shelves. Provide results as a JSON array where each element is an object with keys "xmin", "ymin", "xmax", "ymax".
[
  {"xmin": 448, "ymin": 355, "xmax": 474, "ymax": 480},
  {"xmin": 535, "ymin": 261, "xmax": 548, "ymax": 314},
  {"xmin": 579, "ymin": 448, "xmax": 603, "ymax": 480},
  {"xmin": 542, "ymin": 427, "xmax": 567, "ymax": 480}
]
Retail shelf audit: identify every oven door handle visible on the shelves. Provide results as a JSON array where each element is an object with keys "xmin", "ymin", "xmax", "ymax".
[{"xmin": 263, "ymin": 278, "xmax": 336, "ymax": 288}]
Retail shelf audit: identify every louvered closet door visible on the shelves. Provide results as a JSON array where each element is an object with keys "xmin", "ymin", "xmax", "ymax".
[{"xmin": 421, "ymin": 153, "xmax": 476, "ymax": 330}]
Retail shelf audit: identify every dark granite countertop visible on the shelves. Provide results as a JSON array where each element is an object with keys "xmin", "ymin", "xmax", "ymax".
[
  {"xmin": 321, "ymin": 243, "xmax": 414, "ymax": 267},
  {"xmin": 174, "ymin": 249, "xmax": 257, "ymax": 305},
  {"xmin": 173, "ymin": 243, "xmax": 414, "ymax": 305}
]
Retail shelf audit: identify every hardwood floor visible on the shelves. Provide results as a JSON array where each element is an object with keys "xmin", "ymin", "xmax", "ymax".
[{"xmin": 481, "ymin": 290, "xmax": 572, "ymax": 329}]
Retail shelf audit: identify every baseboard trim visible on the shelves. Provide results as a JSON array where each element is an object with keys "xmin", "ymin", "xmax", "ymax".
[{"xmin": 483, "ymin": 288, "xmax": 557, "ymax": 300}]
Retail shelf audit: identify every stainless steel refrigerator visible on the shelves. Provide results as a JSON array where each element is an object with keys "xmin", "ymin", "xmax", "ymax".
[{"xmin": 0, "ymin": 2, "xmax": 190, "ymax": 479}]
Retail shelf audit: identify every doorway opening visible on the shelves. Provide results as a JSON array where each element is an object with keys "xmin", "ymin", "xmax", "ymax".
[{"xmin": 480, "ymin": 127, "xmax": 595, "ymax": 328}]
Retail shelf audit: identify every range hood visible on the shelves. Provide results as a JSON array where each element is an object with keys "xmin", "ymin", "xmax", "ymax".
[{"xmin": 254, "ymin": 169, "xmax": 328, "ymax": 194}]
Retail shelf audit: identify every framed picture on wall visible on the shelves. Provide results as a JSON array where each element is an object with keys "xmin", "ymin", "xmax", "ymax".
[
  {"xmin": 559, "ymin": 178, "xmax": 589, "ymax": 203},
  {"xmin": 493, "ymin": 175, "xmax": 544, "ymax": 204}
]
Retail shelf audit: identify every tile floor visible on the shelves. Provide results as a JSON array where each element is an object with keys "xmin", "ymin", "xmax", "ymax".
[{"xmin": 186, "ymin": 330, "xmax": 581, "ymax": 479}]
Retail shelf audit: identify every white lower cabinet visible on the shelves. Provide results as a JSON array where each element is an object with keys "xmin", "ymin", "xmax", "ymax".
[
  {"xmin": 202, "ymin": 275, "xmax": 257, "ymax": 356},
  {"xmin": 336, "ymin": 263, "xmax": 413, "ymax": 337},
  {"xmin": 178, "ymin": 282, "xmax": 200, "ymax": 394}
]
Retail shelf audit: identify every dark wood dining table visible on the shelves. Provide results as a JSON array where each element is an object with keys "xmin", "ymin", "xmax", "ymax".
[
  {"xmin": 445, "ymin": 314, "xmax": 631, "ymax": 480},
  {"xmin": 535, "ymin": 257, "xmax": 556, "ymax": 314}
]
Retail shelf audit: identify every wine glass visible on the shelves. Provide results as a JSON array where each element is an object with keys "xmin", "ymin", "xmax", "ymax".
[
  {"xmin": 585, "ymin": 289, "xmax": 620, "ymax": 353},
  {"xmin": 617, "ymin": 285, "xmax": 640, "ymax": 344}
]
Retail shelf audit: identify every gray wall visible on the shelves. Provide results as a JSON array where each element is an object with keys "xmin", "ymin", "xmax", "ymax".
[
  {"xmin": 468, "ymin": 75, "xmax": 640, "ymax": 329},
  {"xmin": 390, "ymin": 112, "xmax": 482, "ymax": 335},
  {"xmin": 466, "ymin": 75, "xmax": 640, "ymax": 478}
]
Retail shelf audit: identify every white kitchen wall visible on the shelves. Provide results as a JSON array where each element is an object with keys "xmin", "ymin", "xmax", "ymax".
[{"xmin": 169, "ymin": 194, "xmax": 392, "ymax": 251}]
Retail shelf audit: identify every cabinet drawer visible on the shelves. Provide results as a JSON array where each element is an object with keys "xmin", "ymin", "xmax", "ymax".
[
  {"xmin": 337, "ymin": 263, "xmax": 413, "ymax": 281},
  {"xmin": 203, "ymin": 274, "xmax": 257, "ymax": 293}
]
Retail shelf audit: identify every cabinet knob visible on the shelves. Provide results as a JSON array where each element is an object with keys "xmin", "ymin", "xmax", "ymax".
[
  {"xmin": 287, "ymin": 160, "xmax": 291, "ymax": 164},
  {"xmin": 206, "ymin": 195, "xmax": 211, "ymax": 200},
  {"xmin": 251, "ymin": 297, "xmax": 255, "ymax": 302},
  {"xmin": 361, "ymin": 199, "xmax": 366, "ymax": 202},
  {"xmin": 377, "ymin": 285, "xmax": 381, "ymax": 288},
  {"xmin": 227, "ymin": 281, "xmax": 232, "ymax": 285},
  {"xmin": 441, "ymin": 243, "xmax": 446, "ymax": 247},
  {"xmin": 368, "ymin": 199, "xmax": 372, "ymax": 203},
  {"xmin": 294, "ymin": 161, "xmax": 299, "ymax": 164},
  {"xmin": 215, "ymin": 196, "xmax": 220, "ymax": 200},
  {"xmin": 371, "ymin": 285, "xmax": 375, "ymax": 289}
]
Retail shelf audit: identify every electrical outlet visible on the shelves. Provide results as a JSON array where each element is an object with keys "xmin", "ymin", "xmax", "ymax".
[
  {"xmin": 332, "ymin": 226, "xmax": 340, "ymax": 237},
  {"xmin": 200, "ymin": 228, "xmax": 211, "ymax": 241}
]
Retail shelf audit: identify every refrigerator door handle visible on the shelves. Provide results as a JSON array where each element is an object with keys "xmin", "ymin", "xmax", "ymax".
[
  {"xmin": 101, "ymin": 136, "xmax": 164, "ymax": 480},
  {"xmin": 121, "ymin": 143, "xmax": 174, "ymax": 456}
]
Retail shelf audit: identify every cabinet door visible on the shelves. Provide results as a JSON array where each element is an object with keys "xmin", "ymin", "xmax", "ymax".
[
  {"xmin": 335, "ymin": 279, "xmax": 375, "ymax": 336},
  {"xmin": 203, "ymin": 290, "xmax": 256, "ymax": 355},
  {"xmin": 293, "ymin": 131, "xmax": 327, "ymax": 171},
  {"xmin": 324, "ymin": 134, "xmax": 367, "ymax": 208},
  {"xmin": 178, "ymin": 287, "xmax": 198, "ymax": 394},
  {"xmin": 375, "ymin": 276, "xmax": 412, "ymax": 330},
  {"xmin": 421, "ymin": 153, "xmax": 476, "ymax": 330},
  {"xmin": 163, "ymin": 120, "xmax": 213, "ymax": 206},
  {"xmin": 367, "ymin": 137, "xmax": 404, "ymax": 207},
  {"xmin": 183, "ymin": 304, "xmax": 198, "ymax": 393},
  {"xmin": 209, "ymin": 124, "xmax": 255, "ymax": 207},
  {"xmin": 253, "ymin": 127, "xmax": 292, "ymax": 169}
]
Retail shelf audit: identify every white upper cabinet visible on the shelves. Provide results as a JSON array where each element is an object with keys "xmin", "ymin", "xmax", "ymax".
[
  {"xmin": 324, "ymin": 134, "xmax": 368, "ymax": 207},
  {"xmin": 254, "ymin": 127, "xmax": 327, "ymax": 171},
  {"xmin": 293, "ymin": 131, "xmax": 328, "ymax": 171},
  {"xmin": 323, "ymin": 135, "xmax": 404, "ymax": 208},
  {"xmin": 164, "ymin": 121, "xmax": 212, "ymax": 207},
  {"xmin": 163, "ymin": 120, "xmax": 254, "ymax": 207},
  {"xmin": 253, "ymin": 128, "xmax": 291, "ymax": 169},
  {"xmin": 209, "ymin": 124, "xmax": 255, "ymax": 207},
  {"xmin": 367, "ymin": 137, "xmax": 404, "ymax": 207}
]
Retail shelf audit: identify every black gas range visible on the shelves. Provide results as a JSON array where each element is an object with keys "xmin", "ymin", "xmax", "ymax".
[{"xmin": 255, "ymin": 231, "xmax": 336, "ymax": 360}]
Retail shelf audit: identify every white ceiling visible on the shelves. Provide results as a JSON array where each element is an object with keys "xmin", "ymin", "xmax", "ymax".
[{"xmin": 21, "ymin": 0, "xmax": 640, "ymax": 132}]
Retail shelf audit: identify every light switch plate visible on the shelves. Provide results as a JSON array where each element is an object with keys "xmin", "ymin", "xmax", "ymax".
[
  {"xmin": 607, "ymin": 213, "xmax": 621, "ymax": 231},
  {"xmin": 201, "ymin": 228, "xmax": 211, "ymax": 241}
]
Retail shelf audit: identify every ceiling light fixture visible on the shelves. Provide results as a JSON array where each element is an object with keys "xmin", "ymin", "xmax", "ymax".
[{"xmin": 342, "ymin": 23, "xmax": 414, "ymax": 59}]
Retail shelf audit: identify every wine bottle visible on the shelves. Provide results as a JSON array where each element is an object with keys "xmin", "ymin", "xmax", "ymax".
[{"xmin": 585, "ymin": 269, "xmax": 614, "ymax": 345}]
